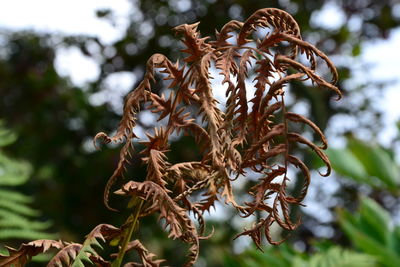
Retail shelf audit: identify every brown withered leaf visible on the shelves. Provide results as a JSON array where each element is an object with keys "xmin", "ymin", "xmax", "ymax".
[
  {"xmin": 237, "ymin": 8, "xmax": 300, "ymax": 49},
  {"xmin": 286, "ymin": 112, "xmax": 328, "ymax": 149},
  {"xmin": 47, "ymin": 243, "xmax": 82, "ymax": 267},
  {"xmin": 244, "ymin": 167, "xmax": 286, "ymax": 217},
  {"xmin": 173, "ymin": 22, "xmax": 212, "ymax": 63},
  {"xmin": 0, "ymin": 240, "xmax": 64, "ymax": 267},
  {"xmin": 211, "ymin": 20, "xmax": 243, "ymax": 48},
  {"xmin": 122, "ymin": 240, "xmax": 165, "ymax": 267}
]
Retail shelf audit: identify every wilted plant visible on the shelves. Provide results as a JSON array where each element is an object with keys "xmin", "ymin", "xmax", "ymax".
[{"xmin": 0, "ymin": 8, "xmax": 340, "ymax": 267}]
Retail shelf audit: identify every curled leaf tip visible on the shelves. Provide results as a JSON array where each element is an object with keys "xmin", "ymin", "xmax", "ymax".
[{"xmin": 93, "ymin": 132, "xmax": 111, "ymax": 150}]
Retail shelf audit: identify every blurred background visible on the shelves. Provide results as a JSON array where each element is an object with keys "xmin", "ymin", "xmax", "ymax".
[{"xmin": 1, "ymin": 0, "xmax": 400, "ymax": 266}]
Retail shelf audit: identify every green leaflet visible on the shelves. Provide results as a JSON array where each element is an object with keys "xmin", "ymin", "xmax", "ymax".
[
  {"xmin": 359, "ymin": 197, "xmax": 391, "ymax": 245},
  {"xmin": 71, "ymin": 224, "xmax": 120, "ymax": 267},
  {"xmin": 348, "ymin": 138, "xmax": 400, "ymax": 190},
  {"xmin": 0, "ymin": 123, "xmax": 55, "ymax": 245},
  {"xmin": 0, "ymin": 153, "xmax": 31, "ymax": 186},
  {"xmin": 228, "ymin": 245, "xmax": 376, "ymax": 267},
  {"xmin": 0, "ymin": 228, "xmax": 55, "ymax": 241},
  {"xmin": 326, "ymin": 148, "xmax": 369, "ymax": 184},
  {"xmin": 301, "ymin": 247, "xmax": 376, "ymax": 267},
  {"xmin": 0, "ymin": 196, "xmax": 41, "ymax": 217},
  {"xmin": 337, "ymin": 197, "xmax": 400, "ymax": 267},
  {"xmin": 0, "ymin": 189, "xmax": 33, "ymax": 203},
  {"xmin": 71, "ymin": 235, "xmax": 103, "ymax": 267},
  {"xmin": 0, "ymin": 123, "xmax": 17, "ymax": 147},
  {"xmin": 326, "ymin": 138, "xmax": 400, "ymax": 191}
]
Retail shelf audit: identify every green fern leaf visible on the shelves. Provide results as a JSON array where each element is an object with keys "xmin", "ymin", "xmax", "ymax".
[
  {"xmin": 71, "ymin": 224, "xmax": 120, "ymax": 267},
  {"xmin": 0, "ymin": 123, "xmax": 55, "ymax": 244}
]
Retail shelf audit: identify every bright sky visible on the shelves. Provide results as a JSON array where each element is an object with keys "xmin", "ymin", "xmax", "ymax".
[
  {"xmin": 1, "ymin": 0, "xmax": 400, "ymax": 146},
  {"xmin": 0, "ymin": 0, "xmax": 131, "ymax": 42}
]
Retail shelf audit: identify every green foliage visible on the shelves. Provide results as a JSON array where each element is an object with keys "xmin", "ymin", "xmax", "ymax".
[
  {"xmin": 226, "ymin": 244, "xmax": 377, "ymax": 267},
  {"xmin": 302, "ymin": 247, "xmax": 376, "ymax": 267},
  {"xmin": 326, "ymin": 138, "xmax": 400, "ymax": 191},
  {"xmin": 313, "ymin": 134, "xmax": 400, "ymax": 267},
  {"xmin": 0, "ymin": 122, "xmax": 54, "ymax": 242},
  {"xmin": 337, "ymin": 197, "xmax": 400, "ymax": 267},
  {"xmin": 0, "ymin": 127, "xmax": 17, "ymax": 147}
]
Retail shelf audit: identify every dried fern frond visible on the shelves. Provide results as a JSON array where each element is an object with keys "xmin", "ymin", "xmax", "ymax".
[
  {"xmin": 92, "ymin": 6, "xmax": 340, "ymax": 263},
  {"xmin": 3, "ymin": 7, "xmax": 341, "ymax": 267}
]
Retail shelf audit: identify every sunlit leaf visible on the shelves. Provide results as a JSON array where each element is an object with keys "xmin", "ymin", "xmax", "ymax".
[{"xmin": 348, "ymin": 138, "xmax": 400, "ymax": 190}]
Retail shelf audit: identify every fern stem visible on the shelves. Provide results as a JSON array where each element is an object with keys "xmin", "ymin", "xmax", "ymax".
[{"xmin": 112, "ymin": 199, "xmax": 144, "ymax": 267}]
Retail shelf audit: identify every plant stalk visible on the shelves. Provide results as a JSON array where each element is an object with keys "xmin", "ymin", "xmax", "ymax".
[{"xmin": 112, "ymin": 199, "xmax": 144, "ymax": 267}]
